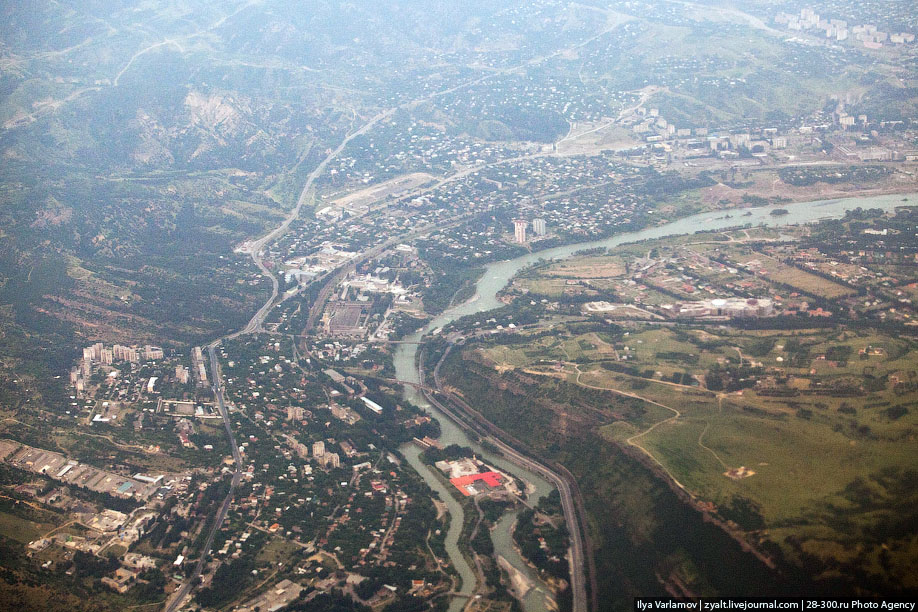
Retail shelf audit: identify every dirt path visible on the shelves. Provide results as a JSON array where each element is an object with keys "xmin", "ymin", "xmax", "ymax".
[
  {"xmin": 0, "ymin": 493, "xmax": 57, "ymax": 518},
  {"xmin": 70, "ymin": 431, "xmax": 151, "ymax": 452},
  {"xmin": 697, "ymin": 395, "xmax": 728, "ymax": 470},
  {"xmin": 572, "ymin": 365, "xmax": 687, "ymax": 490},
  {"xmin": 40, "ymin": 519, "xmax": 77, "ymax": 539},
  {"xmin": 569, "ymin": 363, "xmax": 740, "ymax": 487}
]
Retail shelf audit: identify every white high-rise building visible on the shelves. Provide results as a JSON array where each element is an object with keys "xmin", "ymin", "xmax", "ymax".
[
  {"xmin": 532, "ymin": 218, "xmax": 546, "ymax": 236},
  {"xmin": 513, "ymin": 219, "xmax": 527, "ymax": 244},
  {"xmin": 312, "ymin": 441, "xmax": 325, "ymax": 458}
]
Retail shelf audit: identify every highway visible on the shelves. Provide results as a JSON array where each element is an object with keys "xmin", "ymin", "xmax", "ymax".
[
  {"xmin": 232, "ymin": 106, "xmax": 399, "ymax": 339},
  {"xmin": 164, "ymin": 345, "xmax": 243, "ymax": 612},
  {"xmin": 249, "ymin": 18, "xmax": 633, "ymax": 340},
  {"xmin": 424, "ymin": 342, "xmax": 594, "ymax": 612},
  {"xmin": 162, "ymin": 27, "xmax": 618, "ymax": 609},
  {"xmin": 164, "ymin": 102, "xmax": 465, "ymax": 611},
  {"xmin": 164, "ymin": 97, "xmax": 439, "ymax": 610},
  {"xmin": 207, "ymin": 344, "xmax": 243, "ymax": 468},
  {"xmin": 238, "ymin": 50, "xmax": 529, "ymax": 339}
]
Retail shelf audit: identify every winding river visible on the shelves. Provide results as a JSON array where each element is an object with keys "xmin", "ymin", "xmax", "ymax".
[{"xmin": 395, "ymin": 191, "xmax": 916, "ymax": 612}]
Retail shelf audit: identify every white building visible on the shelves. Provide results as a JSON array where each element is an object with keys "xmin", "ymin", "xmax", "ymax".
[
  {"xmin": 532, "ymin": 218, "xmax": 547, "ymax": 236},
  {"xmin": 664, "ymin": 298, "xmax": 775, "ymax": 319},
  {"xmin": 513, "ymin": 219, "xmax": 527, "ymax": 244}
]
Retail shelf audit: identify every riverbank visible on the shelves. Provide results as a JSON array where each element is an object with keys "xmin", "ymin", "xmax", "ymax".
[
  {"xmin": 402, "ymin": 341, "xmax": 592, "ymax": 612},
  {"xmin": 398, "ymin": 190, "xmax": 918, "ymax": 612},
  {"xmin": 505, "ymin": 516, "xmax": 567, "ymax": 610},
  {"xmin": 398, "ymin": 346, "xmax": 574, "ymax": 612},
  {"xmin": 400, "ymin": 444, "xmax": 477, "ymax": 611}
]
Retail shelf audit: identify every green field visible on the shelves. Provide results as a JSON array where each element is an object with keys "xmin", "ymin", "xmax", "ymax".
[
  {"xmin": 0, "ymin": 503, "xmax": 61, "ymax": 544},
  {"xmin": 733, "ymin": 252, "xmax": 856, "ymax": 299},
  {"xmin": 465, "ymin": 320, "xmax": 918, "ymax": 590},
  {"xmin": 0, "ymin": 511, "xmax": 46, "ymax": 544}
]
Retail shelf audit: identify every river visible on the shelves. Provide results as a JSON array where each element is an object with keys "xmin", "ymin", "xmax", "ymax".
[{"xmin": 395, "ymin": 191, "xmax": 916, "ymax": 612}]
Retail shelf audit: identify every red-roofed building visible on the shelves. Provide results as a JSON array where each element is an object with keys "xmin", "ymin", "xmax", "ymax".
[{"xmin": 449, "ymin": 472, "xmax": 503, "ymax": 496}]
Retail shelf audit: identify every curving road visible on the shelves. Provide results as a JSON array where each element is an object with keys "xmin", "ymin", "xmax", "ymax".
[
  {"xmin": 233, "ymin": 106, "xmax": 400, "ymax": 339},
  {"xmin": 162, "ymin": 19, "xmax": 626, "ymax": 609},
  {"xmin": 425, "ymin": 343, "xmax": 594, "ymax": 612}
]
